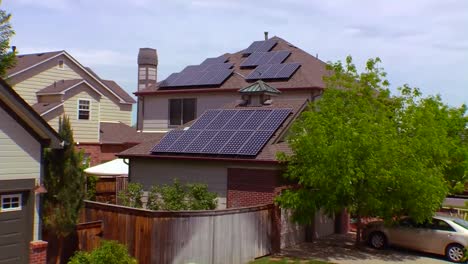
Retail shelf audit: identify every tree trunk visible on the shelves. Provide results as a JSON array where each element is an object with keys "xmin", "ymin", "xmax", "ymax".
[
  {"xmin": 355, "ymin": 215, "xmax": 362, "ymax": 246},
  {"xmin": 56, "ymin": 236, "xmax": 63, "ymax": 264}
]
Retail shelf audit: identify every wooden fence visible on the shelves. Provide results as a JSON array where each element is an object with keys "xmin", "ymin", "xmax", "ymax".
[{"xmin": 78, "ymin": 201, "xmax": 279, "ymax": 264}]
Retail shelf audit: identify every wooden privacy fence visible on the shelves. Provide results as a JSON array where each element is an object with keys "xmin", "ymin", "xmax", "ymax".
[{"xmin": 79, "ymin": 201, "xmax": 280, "ymax": 264}]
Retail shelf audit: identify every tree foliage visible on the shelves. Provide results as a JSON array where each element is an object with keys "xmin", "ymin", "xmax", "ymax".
[
  {"xmin": 43, "ymin": 116, "xmax": 86, "ymax": 262},
  {"xmin": 0, "ymin": 3, "xmax": 16, "ymax": 77},
  {"xmin": 276, "ymin": 56, "xmax": 467, "ymax": 243},
  {"xmin": 68, "ymin": 240, "xmax": 137, "ymax": 264}
]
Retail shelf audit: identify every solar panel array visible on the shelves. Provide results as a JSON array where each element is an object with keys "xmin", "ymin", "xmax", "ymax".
[
  {"xmin": 159, "ymin": 55, "xmax": 233, "ymax": 88},
  {"xmin": 151, "ymin": 108, "xmax": 292, "ymax": 156},
  {"xmin": 246, "ymin": 63, "xmax": 301, "ymax": 80},
  {"xmin": 240, "ymin": 51, "xmax": 290, "ymax": 68},
  {"xmin": 242, "ymin": 39, "xmax": 278, "ymax": 55}
]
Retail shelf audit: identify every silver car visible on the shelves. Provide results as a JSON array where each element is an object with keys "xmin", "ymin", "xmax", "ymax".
[{"xmin": 363, "ymin": 215, "xmax": 468, "ymax": 262}]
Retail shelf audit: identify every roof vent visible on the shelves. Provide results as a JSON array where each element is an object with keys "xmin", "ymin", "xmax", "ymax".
[{"xmin": 264, "ymin": 31, "xmax": 269, "ymax": 40}]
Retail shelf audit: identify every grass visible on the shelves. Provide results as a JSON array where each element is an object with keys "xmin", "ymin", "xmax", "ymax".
[{"xmin": 250, "ymin": 257, "xmax": 331, "ymax": 264}]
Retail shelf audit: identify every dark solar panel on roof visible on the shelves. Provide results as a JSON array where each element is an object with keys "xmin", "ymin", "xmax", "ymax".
[
  {"xmin": 242, "ymin": 39, "xmax": 277, "ymax": 55},
  {"xmin": 200, "ymin": 56, "xmax": 229, "ymax": 65},
  {"xmin": 246, "ymin": 63, "xmax": 301, "ymax": 80},
  {"xmin": 151, "ymin": 108, "xmax": 292, "ymax": 156},
  {"xmin": 240, "ymin": 51, "xmax": 290, "ymax": 68}
]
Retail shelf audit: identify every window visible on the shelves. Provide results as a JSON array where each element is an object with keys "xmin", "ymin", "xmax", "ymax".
[
  {"xmin": 1, "ymin": 194, "xmax": 22, "ymax": 212},
  {"xmin": 58, "ymin": 60, "xmax": 64, "ymax": 69},
  {"xmin": 430, "ymin": 219, "xmax": 455, "ymax": 232},
  {"xmin": 139, "ymin": 67, "xmax": 146, "ymax": 80},
  {"xmin": 148, "ymin": 68, "xmax": 156, "ymax": 80},
  {"xmin": 78, "ymin": 99, "xmax": 90, "ymax": 120},
  {"xmin": 169, "ymin": 98, "xmax": 196, "ymax": 126}
]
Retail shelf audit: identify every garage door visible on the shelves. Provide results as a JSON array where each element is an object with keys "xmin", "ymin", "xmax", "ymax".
[{"xmin": 0, "ymin": 191, "xmax": 32, "ymax": 264}]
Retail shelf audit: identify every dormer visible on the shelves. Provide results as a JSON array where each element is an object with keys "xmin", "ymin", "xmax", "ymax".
[{"xmin": 238, "ymin": 80, "xmax": 281, "ymax": 107}]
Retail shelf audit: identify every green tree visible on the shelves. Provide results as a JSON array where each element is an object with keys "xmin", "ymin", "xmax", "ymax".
[
  {"xmin": 43, "ymin": 116, "xmax": 86, "ymax": 263},
  {"xmin": 117, "ymin": 182, "xmax": 143, "ymax": 208},
  {"xmin": 276, "ymin": 56, "xmax": 465, "ymax": 244},
  {"xmin": 186, "ymin": 183, "xmax": 217, "ymax": 210},
  {"xmin": 0, "ymin": 3, "xmax": 16, "ymax": 77},
  {"xmin": 68, "ymin": 240, "xmax": 137, "ymax": 264}
]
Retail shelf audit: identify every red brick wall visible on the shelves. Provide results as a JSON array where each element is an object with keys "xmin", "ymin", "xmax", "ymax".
[
  {"xmin": 30, "ymin": 240, "xmax": 47, "ymax": 264},
  {"xmin": 76, "ymin": 144, "xmax": 101, "ymax": 166},
  {"xmin": 227, "ymin": 168, "xmax": 285, "ymax": 208}
]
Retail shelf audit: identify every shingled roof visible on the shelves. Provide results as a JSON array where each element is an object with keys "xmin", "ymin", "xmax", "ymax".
[
  {"xmin": 6, "ymin": 51, "xmax": 136, "ymax": 104},
  {"xmin": 136, "ymin": 36, "xmax": 329, "ymax": 95},
  {"xmin": 117, "ymin": 98, "xmax": 308, "ymax": 162}
]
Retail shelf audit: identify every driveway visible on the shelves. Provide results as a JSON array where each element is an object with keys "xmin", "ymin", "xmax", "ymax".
[{"xmin": 277, "ymin": 233, "xmax": 452, "ymax": 264}]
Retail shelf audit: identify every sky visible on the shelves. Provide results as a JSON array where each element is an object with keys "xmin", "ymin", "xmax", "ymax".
[{"xmin": 2, "ymin": 0, "xmax": 468, "ymax": 109}]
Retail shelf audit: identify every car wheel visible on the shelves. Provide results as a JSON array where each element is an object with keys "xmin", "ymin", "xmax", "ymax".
[
  {"xmin": 368, "ymin": 232, "xmax": 387, "ymax": 249},
  {"xmin": 446, "ymin": 244, "xmax": 465, "ymax": 263}
]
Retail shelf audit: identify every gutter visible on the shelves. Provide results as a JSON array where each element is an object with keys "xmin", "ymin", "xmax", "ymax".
[
  {"xmin": 116, "ymin": 153, "xmax": 280, "ymax": 164},
  {"xmin": 134, "ymin": 86, "xmax": 324, "ymax": 96}
]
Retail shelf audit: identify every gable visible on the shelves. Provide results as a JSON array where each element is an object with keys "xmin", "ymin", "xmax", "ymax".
[{"xmin": 7, "ymin": 52, "xmax": 135, "ymax": 105}]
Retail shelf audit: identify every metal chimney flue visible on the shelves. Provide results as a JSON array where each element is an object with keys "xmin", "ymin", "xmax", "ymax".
[{"xmin": 264, "ymin": 32, "xmax": 268, "ymax": 40}]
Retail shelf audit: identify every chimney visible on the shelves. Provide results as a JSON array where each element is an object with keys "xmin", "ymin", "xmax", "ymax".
[
  {"xmin": 137, "ymin": 48, "xmax": 158, "ymax": 91},
  {"xmin": 264, "ymin": 32, "xmax": 269, "ymax": 40}
]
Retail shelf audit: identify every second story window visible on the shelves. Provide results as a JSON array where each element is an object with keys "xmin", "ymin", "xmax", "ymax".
[
  {"xmin": 169, "ymin": 98, "xmax": 196, "ymax": 126},
  {"xmin": 78, "ymin": 99, "xmax": 90, "ymax": 120}
]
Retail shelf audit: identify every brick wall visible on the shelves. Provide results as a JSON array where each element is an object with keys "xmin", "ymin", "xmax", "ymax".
[
  {"xmin": 29, "ymin": 240, "xmax": 47, "ymax": 264},
  {"xmin": 227, "ymin": 168, "xmax": 285, "ymax": 208},
  {"xmin": 76, "ymin": 144, "xmax": 101, "ymax": 166}
]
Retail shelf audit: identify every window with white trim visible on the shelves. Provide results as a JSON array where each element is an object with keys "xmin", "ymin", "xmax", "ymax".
[
  {"xmin": 78, "ymin": 99, "xmax": 90, "ymax": 120},
  {"xmin": 1, "ymin": 194, "xmax": 22, "ymax": 212}
]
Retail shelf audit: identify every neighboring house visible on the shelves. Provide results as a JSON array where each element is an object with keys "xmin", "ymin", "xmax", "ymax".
[
  {"xmin": 119, "ymin": 84, "xmax": 338, "ymax": 240},
  {"xmin": 5, "ymin": 51, "xmax": 137, "ymax": 165},
  {"xmin": 135, "ymin": 35, "xmax": 328, "ymax": 131},
  {"xmin": 0, "ymin": 78, "xmax": 62, "ymax": 264}
]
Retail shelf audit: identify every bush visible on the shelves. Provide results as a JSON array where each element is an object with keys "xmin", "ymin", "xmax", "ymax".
[
  {"xmin": 86, "ymin": 175, "xmax": 99, "ymax": 201},
  {"xmin": 68, "ymin": 240, "xmax": 137, "ymax": 264},
  {"xmin": 146, "ymin": 179, "xmax": 217, "ymax": 211},
  {"xmin": 117, "ymin": 183, "xmax": 143, "ymax": 208}
]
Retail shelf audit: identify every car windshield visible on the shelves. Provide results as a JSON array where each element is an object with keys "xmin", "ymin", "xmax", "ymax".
[{"xmin": 452, "ymin": 218, "xmax": 468, "ymax": 230}]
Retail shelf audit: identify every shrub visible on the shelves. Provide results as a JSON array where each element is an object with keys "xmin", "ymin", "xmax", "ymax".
[
  {"xmin": 68, "ymin": 240, "xmax": 137, "ymax": 264},
  {"xmin": 146, "ymin": 179, "xmax": 217, "ymax": 211},
  {"xmin": 86, "ymin": 175, "xmax": 99, "ymax": 201},
  {"xmin": 117, "ymin": 183, "xmax": 143, "ymax": 208}
]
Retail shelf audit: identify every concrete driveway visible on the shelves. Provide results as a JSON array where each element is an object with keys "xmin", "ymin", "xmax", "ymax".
[{"xmin": 277, "ymin": 233, "xmax": 452, "ymax": 264}]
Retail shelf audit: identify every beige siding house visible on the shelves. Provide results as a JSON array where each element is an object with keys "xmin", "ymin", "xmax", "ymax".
[
  {"xmin": 6, "ymin": 51, "xmax": 136, "ymax": 165},
  {"xmin": 0, "ymin": 78, "xmax": 61, "ymax": 264}
]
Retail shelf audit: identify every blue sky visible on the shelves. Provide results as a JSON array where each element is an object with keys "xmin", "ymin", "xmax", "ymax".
[{"xmin": 2, "ymin": 0, "xmax": 468, "ymax": 108}]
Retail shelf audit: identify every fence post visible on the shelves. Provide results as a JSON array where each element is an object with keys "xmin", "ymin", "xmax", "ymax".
[{"xmin": 271, "ymin": 205, "xmax": 281, "ymax": 253}]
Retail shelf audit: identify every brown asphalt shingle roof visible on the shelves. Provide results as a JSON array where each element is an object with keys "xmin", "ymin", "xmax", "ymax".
[
  {"xmin": 136, "ymin": 36, "xmax": 329, "ymax": 95},
  {"xmin": 117, "ymin": 98, "xmax": 308, "ymax": 162},
  {"xmin": 31, "ymin": 102, "xmax": 63, "ymax": 115},
  {"xmin": 6, "ymin": 51, "xmax": 63, "ymax": 76},
  {"xmin": 36, "ymin": 79, "xmax": 83, "ymax": 95},
  {"xmin": 100, "ymin": 122, "xmax": 161, "ymax": 144},
  {"xmin": 101, "ymin": 80, "xmax": 136, "ymax": 104}
]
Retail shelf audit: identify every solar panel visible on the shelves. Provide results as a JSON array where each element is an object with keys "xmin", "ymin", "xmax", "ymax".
[
  {"xmin": 151, "ymin": 108, "xmax": 292, "ymax": 156},
  {"xmin": 237, "ymin": 131, "xmax": 272, "ymax": 155},
  {"xmin": 245, "ymin": 63, "xmax": 301, "ymax": 80},
  {"xmin": 206, "ymin": 109, "xmax": 237, "ymax": 129},
  {"xmin": 240, "ymin": 110, "xmax": 272, "ymax": 130},
  {"xmin": 223, "ymin": 110, "xmax": 255, "ymax": 129},
  {"xmin": 240, "ymin": 51, "xmax": 290, "ymax": 68},
  {"xmin": 200, "ymin": 56, "xmax": 229, "ymax": 65},
  {"xmin": 201, "ymin": 130, "xmax": 235, "ymax": 154},
  {"xmin": 184, "ymin": 63, "xmax": 233, "ymax": 72},
  {"xmin": 190, "ymin": 109, "xmax": 222, "ymax": 129},
  {"xmin": 151, "ymin": 130, "xmax": 184, "ymax": 152},
  {"xmin": 259, "ymin": 109, "xmax": 291, "ymax": 130},
  {"xmin": 220, "ymin": 131, "xmax": 254, "ymax": 154},
  {"xmin": 185, "ymin": 130, "xmax": 218, "ymax": 153},
  {"xmin": 242, "ymin": 39, "xmax": 277, "ymax": 55},
  {"xmin": 160, "ymin": 69, "xmax": 234, "ymax": 87},
  {"xmin": 166, "ymin": 129, "xmax": 201, "ymax": 152}
]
